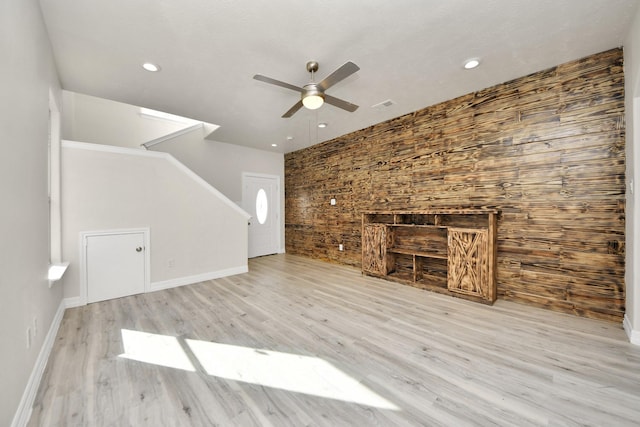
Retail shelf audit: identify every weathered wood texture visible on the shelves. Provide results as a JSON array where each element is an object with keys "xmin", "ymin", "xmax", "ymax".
[
  {"xmin": 285, "ymin": 48, "xmax": 626, "ymax": 322},
  {"xmin": 362, "ymin": 210, "xmax": 498, "ymax": 304},
  {"xmin": 361, "ymin": 223, "xmax": 393, "ymax": 275},
  {"xmin": 448, "ymin": 228, "xmax": 489, "ymax": 299}
]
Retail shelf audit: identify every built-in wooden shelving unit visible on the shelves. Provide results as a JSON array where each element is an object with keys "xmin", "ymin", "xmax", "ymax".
[{"xmin": 362, "ymin": 210, "xmax": 498, "ymax": 304}]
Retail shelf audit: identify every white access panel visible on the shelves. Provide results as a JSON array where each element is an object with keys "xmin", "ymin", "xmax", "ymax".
[{"xmin": 85, "ymin": 230, "xmax": 148, "ymax": 303}]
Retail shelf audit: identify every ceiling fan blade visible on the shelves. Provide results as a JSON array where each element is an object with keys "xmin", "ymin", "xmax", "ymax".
[
  {"xmin": 324, "ymin": 94, "xmax": 359, "ymax": 112},
  {"xmin": 317, "ymin": 61, "xmax": 360, "ymax": 92},
  {"xmin": 282, "ymin": 100, "xmax": 304, "ymax": 118},
  {"xmin": 253, "ymin": 74, "xmax": 303, "ymax": 93}
]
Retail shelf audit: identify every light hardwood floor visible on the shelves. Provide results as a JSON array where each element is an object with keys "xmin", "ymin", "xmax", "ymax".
[{"xmin": 29, "ymin": 254, "xmax": 640, "ymax": 426}]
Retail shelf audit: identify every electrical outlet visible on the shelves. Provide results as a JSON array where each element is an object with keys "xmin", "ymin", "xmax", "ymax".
[
  {"xmin": 26, "ymin": 327, "xmax": 32, "ymax": 349},
  {"xmin": 339, "ymin": 244, "xmax": 344, "ymax": 251},
  {"xmin": 167, "ymin": 258, "xmax": 175, "ymax": 268},
  {"xmin": 330, "ymin": 198, "xmax": 336, "ymax": 206}
]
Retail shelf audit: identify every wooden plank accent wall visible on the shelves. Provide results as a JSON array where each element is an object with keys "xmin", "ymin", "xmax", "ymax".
[{"xmin": 284, "ymin": 48, "xmax": 626, "ymax": 322}]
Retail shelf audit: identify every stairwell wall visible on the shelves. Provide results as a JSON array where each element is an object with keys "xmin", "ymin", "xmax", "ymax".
[
  {"xmin": 148, "ymin": 129, "xmax": 286, "ymax": 254},
  {"xmin": 61, "ymin": 91, "xmax": 286, "ymax": 254},
  {"xmin": 61, "ymin": 141, "xmax": 250, "ymax": 303}
]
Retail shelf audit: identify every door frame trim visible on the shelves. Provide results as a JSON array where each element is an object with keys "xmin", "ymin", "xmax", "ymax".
[
  {"xmin": 242, "ymin": 172, "xmax": 282, "ymax": 257},
  {"xmin": 79, "ymin": 228, "xmax": 150, "ymax": 305}
]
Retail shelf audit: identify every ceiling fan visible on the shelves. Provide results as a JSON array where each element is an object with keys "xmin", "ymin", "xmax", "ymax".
[{"xmin": 253, "ymin": 61, "xmax": 360, "ymax": 118}]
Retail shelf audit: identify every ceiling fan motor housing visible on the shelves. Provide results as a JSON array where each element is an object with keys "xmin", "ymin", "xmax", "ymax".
[{"xmin": 302, "ymin": 83, "xmax": 323, "ymax": 99}]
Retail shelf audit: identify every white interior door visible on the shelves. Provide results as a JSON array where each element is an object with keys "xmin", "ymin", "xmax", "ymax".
[
  {"xmin": 243, "ymin": 174, "xmax": 279, "ymax": 258},
  {"xmin": 85, "ymin": 231, "xmax": 147, "ymax": 303}
]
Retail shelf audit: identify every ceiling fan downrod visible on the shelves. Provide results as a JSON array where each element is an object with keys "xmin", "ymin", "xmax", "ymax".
[
  {"xmin": 306, "ymin": 61, "xmax": 319, "ymax": 79},
  {"xmin": 302, "ymin": 61, "xmax": 323, "ymax": 109}
]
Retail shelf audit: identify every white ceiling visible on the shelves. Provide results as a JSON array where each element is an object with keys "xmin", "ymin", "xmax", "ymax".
[{"xmin": 39, "ymin": 0, "xmax": 639, "ymax": 153}]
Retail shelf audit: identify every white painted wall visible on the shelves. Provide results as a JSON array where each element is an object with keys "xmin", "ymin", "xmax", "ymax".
[
  {"xmin": 61, "ymin": 92, "xmax": 286, "ymax": 253},
  {"xmin": 62, "ymin": 91, "xmax": 189, "ymax": 148},
  {"xmin": 148, "ymin": 130, "xmax": 286, "ymax": 253},
  {"xmin": 61, "ymin": 141, "xmax": 250, "ymax": 302},
  {"xmin": 624, "ymin": 4, "xmax": 640, "ymax": 345},
  {"xmin": 0, "ymin": 0, "xmax": 63, "ymax": 425}
]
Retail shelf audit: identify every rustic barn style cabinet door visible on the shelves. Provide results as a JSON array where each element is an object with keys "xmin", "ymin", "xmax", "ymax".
[
  {"xmin": 447, "ymin": 228, "xmax": 490, "ymax": 300},
  {"xmin": 362, "ymin": 224, "xmax": 394, "ymax": 275}
]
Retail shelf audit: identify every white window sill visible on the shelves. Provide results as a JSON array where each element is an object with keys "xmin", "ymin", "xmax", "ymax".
[{"xmin": 48, "ymin": 262, "xmax": 69, "ymax": 288}]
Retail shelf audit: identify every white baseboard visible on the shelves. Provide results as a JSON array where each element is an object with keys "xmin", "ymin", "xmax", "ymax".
[
  {"xmin": 63, "ymin": 296, "xmax": 83, "ymax": 308},
  {"xmin": 149, "ymin": 265, "xmax": 248, "ymax": 292},
  {"xmin": 62, "ymin": 266, "xmax": 249, "ymax": 307},
  {"xmin": 11, "ymin": 299, "xmax": 66, "ymax": 427},
  {"xmin": 10, "ymin": 265, "xmax": 247, "ymax": 425},
  {"xmin": 623, "ymin": 314, "xmax": 640, "ymax": 346}
]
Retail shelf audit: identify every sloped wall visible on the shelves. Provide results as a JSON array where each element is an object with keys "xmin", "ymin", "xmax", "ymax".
[
  {"xmin": 147, "ymin": 126, "xmax": 286, "ymax": 254},
  {"xmin": 61, "ymin": 141, "xmax": 250, "ymax": 302},
  {"xmin": 285, "ymin": 48, "xmax": 626, "ymax": 322}
]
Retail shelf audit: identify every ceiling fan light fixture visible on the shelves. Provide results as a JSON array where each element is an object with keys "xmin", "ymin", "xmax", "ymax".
[
  {"xmin": 302, "ymin": 94, "xmax": 324, "ymax": 109},
  {"xmin": 301, "ymin": 84, "xmax": 324, "ymax": 110}
]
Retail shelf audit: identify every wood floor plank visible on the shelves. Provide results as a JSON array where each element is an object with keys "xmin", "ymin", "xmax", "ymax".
[{"xmin": 29, "ymin": 254, "xmax": 640, "ymax": 426}]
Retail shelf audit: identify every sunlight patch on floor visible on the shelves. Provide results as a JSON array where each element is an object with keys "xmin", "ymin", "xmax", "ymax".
[
  {"xmin": 187, "ymin": 339, "xmax": 399, "ymax": 410},
  {"xmin": 119, "ymin": 329, "xmax": 195, "ymax": 371},
  {"xmin": 118, "ymin": 329, "xmax": 398, "ymax": 410}
]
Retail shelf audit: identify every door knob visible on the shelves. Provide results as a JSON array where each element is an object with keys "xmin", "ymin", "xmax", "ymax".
[{"xmin": 136, "ymin": 247, "xmax": 143, "ymax": 252}]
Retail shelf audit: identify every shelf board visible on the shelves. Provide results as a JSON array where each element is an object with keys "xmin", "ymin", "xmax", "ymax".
[
  {"xmin": 363, "ymin": 209, "xmax": 499, "ymax": 215},
  {"xmin": 387, "ymin": 272, "xmax": 414, "ymax": 282},
  {"xmin": 416, "ymin": 273, "xmax": 448, "ymax": 284},
  {"xmin": 386, "ymin": 271, "xmax": 447, "ymax": 290},
  {"xmin": 387, "ymin": 224, "xmax": 448, "ymax": 229},
  {"xmin": 388, "ymin": 247, "xmax": 448, "ymax": 259}
]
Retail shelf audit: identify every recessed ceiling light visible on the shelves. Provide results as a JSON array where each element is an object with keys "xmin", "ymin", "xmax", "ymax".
[
  {"xmin": 318, "ymin": 122, "xmax": 328, "ymax": 128},
  {"xmin": 286, "ymin": 136, "xmax": 294, "ymax": 141},
  {"xmin": 271, "ymin": 143, "xmax": 278, "ymax": 147},
  {"xmin": 142, "ymin": 62, "xmax": 160, "ymax": 72},
  {"xmin": 464, "ymin": 58, "xmax": 480, "ymax": 70}
]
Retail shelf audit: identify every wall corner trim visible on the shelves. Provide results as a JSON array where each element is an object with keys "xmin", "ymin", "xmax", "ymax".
[
  {"xmin": 150, "ymin": 265, "xmax": 248, "ymax": 293},
  {"xmin": 11, "ymin": 300, "xmax": 66, "ymax": 427},
  {"xmin": 623, "ymin": 314, "xmax": 640, "ymax": 345}
]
